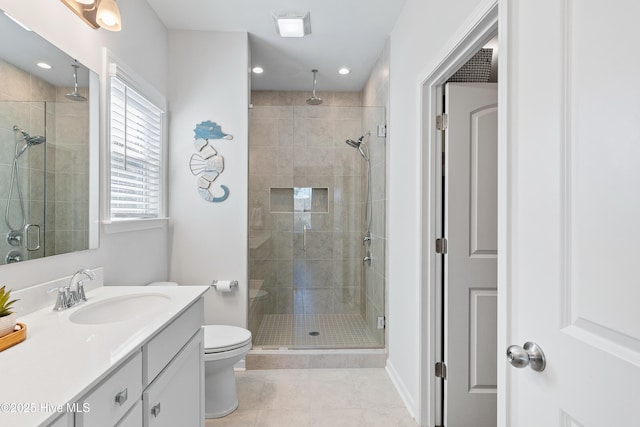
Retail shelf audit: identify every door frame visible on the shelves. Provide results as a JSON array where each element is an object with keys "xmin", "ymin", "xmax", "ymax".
[{"xmin": 417, "ymin": 1, "xmax": 503, "ymax": 425}]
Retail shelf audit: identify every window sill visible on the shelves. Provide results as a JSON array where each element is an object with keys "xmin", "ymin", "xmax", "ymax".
[{"xmin": 102, "ymin": 218, "xmax": 169, "ymax": 234}]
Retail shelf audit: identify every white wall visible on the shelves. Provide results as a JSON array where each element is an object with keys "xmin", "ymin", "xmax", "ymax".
[
  {"xmin": 168, "ymin": 31, "xmax": 249, "ymax": 328},
  {"xmin": 0, "ymin": 0, "xmax": 170, "ymax": 289},
  {"xmin": 387, "ymin": 0, "xmax": 491, "ymax": 420}
]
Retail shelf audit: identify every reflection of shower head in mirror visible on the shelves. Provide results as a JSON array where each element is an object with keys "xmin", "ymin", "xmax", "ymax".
[
  {"xmin": 13, "ymin": 125, "xmax": 45, "ymax": 159},
  {"xmin": 65, "ymin": 62, "xmax": 87, "ymax": 102}
]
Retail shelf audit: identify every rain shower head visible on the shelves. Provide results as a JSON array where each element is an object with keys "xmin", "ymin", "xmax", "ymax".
[
  {"xmin": 306, "ymin": 69, "xmax": 323, "ymax": 105},
  {"xmin": 65, "ymin": 62, "xmax": 87, "ymax": 102}
]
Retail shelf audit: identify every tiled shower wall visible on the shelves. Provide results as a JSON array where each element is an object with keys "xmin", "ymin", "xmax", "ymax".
[
  {"xmin": 0, "ymin": 59, "xmax": 89, "ymax": 263},
  {"xmin": 52, "ymin": 85, "xmax": 90, "ymax": 255}
]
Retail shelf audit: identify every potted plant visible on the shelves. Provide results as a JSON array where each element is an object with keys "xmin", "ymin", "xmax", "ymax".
[{"xmin": 0, "ymin": 286, "xmax": 18, "ymax": 338}]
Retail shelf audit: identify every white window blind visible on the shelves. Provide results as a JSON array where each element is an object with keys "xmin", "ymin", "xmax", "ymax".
[{"xmin": 109, "ymin": 76, "xmax": 163, "ymax": 219}]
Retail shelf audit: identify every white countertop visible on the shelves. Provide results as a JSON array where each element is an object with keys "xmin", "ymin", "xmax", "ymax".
[{"xmin": 0, "ymin": 285, "xmax": 208, "ymax": 427}]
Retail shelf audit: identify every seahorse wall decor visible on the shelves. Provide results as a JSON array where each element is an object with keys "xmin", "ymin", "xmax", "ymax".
[{"xmin": 189, "ymin": 120, "xmax": 234, "ymax": 203}]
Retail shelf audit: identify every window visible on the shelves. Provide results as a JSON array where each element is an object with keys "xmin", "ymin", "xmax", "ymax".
[{"xmin": 108, "ymin": 63, "xmax": 165, "ymax": 221}]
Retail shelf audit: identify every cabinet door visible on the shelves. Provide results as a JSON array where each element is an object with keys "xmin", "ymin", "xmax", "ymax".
[
  {"xmin": 47, "ymin": 412, "xmax": 73, "ymax": 427},
  {"xmin": 143, "ymin": 329, "xmax": 203, "ymax": 427},
  {"xmin": 116, "ymin": 401, "xmax": 142, "ymax": 427}
]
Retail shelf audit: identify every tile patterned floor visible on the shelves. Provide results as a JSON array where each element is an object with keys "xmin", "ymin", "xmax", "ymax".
[
  {"xmin": 205, "ymin": 369, "xmax": 418, "ymax": 427},
  {"xmin": 254, "ymin": 314, "xmax": 380, "ymax": 348}
]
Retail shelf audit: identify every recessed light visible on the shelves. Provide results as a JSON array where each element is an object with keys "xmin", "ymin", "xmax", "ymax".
[
  {"xmin": 273, "ymin": 12, "xmax": 311, "ymax": 37},
  {"xmin": 252, "ymin": 67, "xmax": 264, "ymax": 74},
  {"xmin": 37, "ymin": 62, "xmax": 52, "ymax": 70},
  {"xmin": 338, "ymin": 68, "xmax": 350, "ymax": 75}
]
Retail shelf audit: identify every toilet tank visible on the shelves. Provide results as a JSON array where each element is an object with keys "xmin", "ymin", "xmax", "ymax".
[{"xmin": 147, "ymin": 282, "xmax": 179, "ymax": 287}]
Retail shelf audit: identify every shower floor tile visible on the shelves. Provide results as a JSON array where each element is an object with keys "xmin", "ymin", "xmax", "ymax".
[{"xmin": 254, "ymin": 314, "xmax": 380, "ymax": 348}]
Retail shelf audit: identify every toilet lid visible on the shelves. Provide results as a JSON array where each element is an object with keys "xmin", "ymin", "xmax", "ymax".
[{"xmin": 203, "ymin": 325, "xmax": 252, "ymax": 353}]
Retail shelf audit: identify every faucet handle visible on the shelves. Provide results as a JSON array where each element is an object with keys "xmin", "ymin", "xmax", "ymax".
[
  {"xmin": 67, "ymin": 288, "xmax": 79, "ymax": 306},
  {"xmin": 77, "ymin": 279, "xmax": 87, "ymax": 302},
  {"xmin": 50, "ymin": 287, "xmax": 70, "ymax": 311}
]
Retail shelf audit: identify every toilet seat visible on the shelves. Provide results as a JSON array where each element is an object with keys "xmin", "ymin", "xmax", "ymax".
[{"xmin": 203, "ymin": 325, "xmax": 252, "ymax": 354}]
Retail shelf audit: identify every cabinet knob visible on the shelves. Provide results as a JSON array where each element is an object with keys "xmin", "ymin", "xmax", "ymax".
[
  {"xmin": 151, "ymin": 403, "xmax": 161, "ymax": 417},
  {"xmin": 114, "ymin": 388, "xmax": 128, "ymax": 406}
]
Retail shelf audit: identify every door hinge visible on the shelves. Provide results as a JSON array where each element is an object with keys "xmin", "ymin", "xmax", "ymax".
[
  {"xmin": 435, "ymin": 361, "xmax": 447, "ymax": 379},
  {"xmin": 435, "ymin": 238, "xmax": 447, "ymax": 254},
  {"xmin": 376, "ymin": 316, "xmax": 386, "ymax": 329},
  {"xmin": 436, "ymin": 113, "xmax": 448, "ymax": 131}
]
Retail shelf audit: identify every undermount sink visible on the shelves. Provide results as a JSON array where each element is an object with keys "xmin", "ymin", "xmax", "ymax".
[{"xmin": 69, "ymin": 293, "xmax": 171, "ymax": 325}]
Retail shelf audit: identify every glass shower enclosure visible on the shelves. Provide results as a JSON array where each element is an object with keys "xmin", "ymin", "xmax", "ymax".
[{"xmin": 248, "ymin": 99, "xmax": 386, "ymax": 349}]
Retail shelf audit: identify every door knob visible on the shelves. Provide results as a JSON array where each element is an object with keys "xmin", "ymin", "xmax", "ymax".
[{"xmin": 506, "ymin": 341, "xmax": 546, "ymax": 372}]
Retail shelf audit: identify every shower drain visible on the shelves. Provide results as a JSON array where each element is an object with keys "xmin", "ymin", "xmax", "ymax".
[{"xmin": 309, "ymin": 331, "xmax": 320, "ymax": 336}]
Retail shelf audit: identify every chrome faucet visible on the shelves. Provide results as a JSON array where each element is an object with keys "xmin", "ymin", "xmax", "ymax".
[
  {"xmin": 70, "ymin": 269, "xmax": 96, "ymax": 304},
  {"xmin": 52, "ymin": 269, "xmax": 96, "ymax": 311}
]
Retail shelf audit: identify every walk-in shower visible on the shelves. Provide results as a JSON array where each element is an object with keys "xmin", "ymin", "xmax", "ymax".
[{"xmin": 248, "ymin": 93, "xmax": 386, "ymax": 351}]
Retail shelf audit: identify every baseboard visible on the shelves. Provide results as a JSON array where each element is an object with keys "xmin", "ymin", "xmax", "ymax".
[{"xmin": 386, "ymin": 359, "xmax": 416, "ymax": 420}]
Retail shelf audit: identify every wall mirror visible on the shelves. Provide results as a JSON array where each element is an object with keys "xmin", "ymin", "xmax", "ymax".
[{"xmin": 0, "ymin": 11, "xmax": 99, "ymax": 265}]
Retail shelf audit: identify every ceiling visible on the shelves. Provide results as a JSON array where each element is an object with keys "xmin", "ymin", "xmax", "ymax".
[{"xmin": 146, "ymin": 0, "xmax": 407, "ymax": 92}]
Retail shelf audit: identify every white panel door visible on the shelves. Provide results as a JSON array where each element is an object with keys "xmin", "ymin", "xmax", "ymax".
[
  {"xmin": 445, "ymin": 83, "xmax": 498, "ymax": 427},
  {"xmin": 503, "ymin": 1, "xmax": 640, "ymax": 425}
]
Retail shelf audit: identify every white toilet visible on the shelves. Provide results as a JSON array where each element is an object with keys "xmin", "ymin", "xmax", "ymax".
[
  {"xmin": 203, "ymin": 324, "xmax": 252, "ymax": 417},
  {"xmin": 148, "ymin": 282, "xmax": 252, "ymax": 418}
]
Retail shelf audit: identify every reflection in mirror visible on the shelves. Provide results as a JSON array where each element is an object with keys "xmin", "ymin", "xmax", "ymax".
[{"xmin": 0, "ymin": 11, "xmax": 96, "ymax": 265}]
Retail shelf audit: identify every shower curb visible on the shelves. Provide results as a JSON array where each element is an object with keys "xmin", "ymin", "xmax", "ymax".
[{"xmin": 246, "ymin": 348, "xmax": 387, "ymax": 369}]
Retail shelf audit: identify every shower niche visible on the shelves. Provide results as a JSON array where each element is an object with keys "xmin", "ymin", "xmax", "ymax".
[{"xmin": 269, "ymin": 187, "xmax": 329, "ymax": 213}]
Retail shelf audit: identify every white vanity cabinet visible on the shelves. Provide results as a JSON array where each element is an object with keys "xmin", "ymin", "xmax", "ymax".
[
  {"xmin": 72, "ymin": 298, "xmax": 204, "ymax": 427},
  {"xmin": 47, "ymin": 413, "xmax": 73, "ymax": 427}
]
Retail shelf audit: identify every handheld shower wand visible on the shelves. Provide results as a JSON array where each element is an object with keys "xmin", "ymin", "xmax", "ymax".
[
  {"xmin": 344, "ymin": 131, "xmax": 371, "ymax": 161},
  {"xmin": 344, "ymin": 131, "xmax": 373, "ymax": 236},
  {"xmin": 4, "ymin": 126, "xmax": 46, "ymax": 232},
  {"xmin": 12, "ymin": 125, "xmax": 46, "ymax": 159}
]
